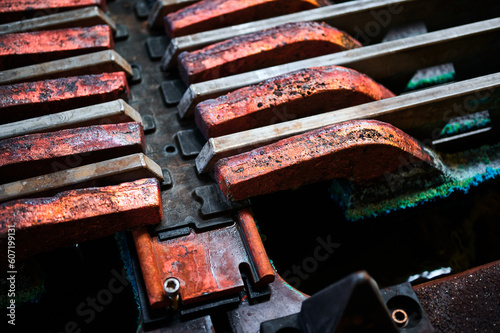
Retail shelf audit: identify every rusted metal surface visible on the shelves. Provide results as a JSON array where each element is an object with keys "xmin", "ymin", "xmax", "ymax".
[
  {"xmin": 414, "ymin": 260, "xmax": 500, "ymax": 333},
  {"xmin": 164, "ymin": 0, "xmax": 329, "ymax": 38},
  {"xmin": 160, "ymin": 0, "xmax": 403, "ymax": 70},
  {"xmin": 196, "ymin": 72, "xmax": 500, "ymax": 173},
  {"xmin": 0, "ymin": 99, "xmax": 142, "ymax": 140},
  {"xmin": 0, "ymin": 122, "xmax": 144, "ymax": 184},
  {"xmin": 0, "ymin": 49, "xmax": 132, "ymax": 85},
  {"xmin": 215, "ymin": 119, "xmax": 439, "ymax": 201},
  {"xmin": 148, "ymin": 0, "xmax": 199, "ymax": 29},
  {"xmin": 0, "ymin": 6, "xmax": 116, "ymax": 35},
  {"xmin": 177, "ymin": 22, "xmax": 360, "ymax": 85},
  {"xmin": 0, "ymin": 0, "xmax": 107, "ymax": 23},
  {"xmin": 162, "ymin": 0, "xmax": 500, "ymax": 70},
  {"xmin": 0, "ymin": 178, "xmax": 161, "ymax": 261},
  {"xmin": 0, "ymin": 25, "xmax": 114, "ymax": 70},
  {"xmin": 195, "ymin": 65, "xmax": 394, "ymax": 138},
  {"xmin": 0, "ymin": 153, "xmax": 164, "ymax": 203},
  {"xmin": 0, "ymin": 72, "xmax": 129, "ymax": 124},
  {"xmin": 132, "ymin": 210, "xmax": 274, "ymax": 308},
  {"xmin": 177, "ymin": 18, "xmax": 500, "ymax": 118}
]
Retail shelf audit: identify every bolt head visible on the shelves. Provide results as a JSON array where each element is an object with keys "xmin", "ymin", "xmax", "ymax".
[{"xmin": 163, "ymin": 277, "xmax": 180, "ymax": 296}]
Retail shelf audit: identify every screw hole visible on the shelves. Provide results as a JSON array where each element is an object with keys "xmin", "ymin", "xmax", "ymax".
[{"xmin": 164, "ymin": 144, "xmax": 177, "ymax": 154}]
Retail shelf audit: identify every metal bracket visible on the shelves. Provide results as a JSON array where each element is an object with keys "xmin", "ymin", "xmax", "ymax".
[
  {"xmin": 146, "ymin": 36, "xmax": 169, "ymax": 60},
  {"xmin": 260, "ymin": 271, "xmax": 434, "ymax": 333},
  {"xmin": 161, "ymin": 79, "xmax": 187, "ymax": 105},
  {"xmin": 176, "ymin": 128, "xmax": 205, "ymax": 158}
]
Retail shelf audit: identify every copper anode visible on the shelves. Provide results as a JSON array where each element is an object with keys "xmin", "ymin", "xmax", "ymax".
[
  {"xmin": 215, "ymin": 120, "xmax": 437, "ymax": 200},
  {"xmin": 0, "ymin": 178, "xmax": 162, "ymax": 261},
  {"xmin": 177, "ymin": 21, "xmax": 361, "ymax": 85},
  {"xmin": 195, "ymin": 66, "xmax": 395, "ymax": 138},
  {"xmin": 0, "ymin": 25, "xmax": 114, "ymax": 70},
  {"xmin": 0, "ymin": 72, "xmax": 129, "ymax": 123},
  {"xmin": 0, "ymin": 122, "xmax": 144, "ymax": 183}
]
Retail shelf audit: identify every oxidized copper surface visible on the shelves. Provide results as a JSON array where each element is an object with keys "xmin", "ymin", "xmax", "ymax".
[
  {"xmin": 195, "ymin": 66, "xmax": 395, "ymax": 138},
  {"xmin": 0, "ymin": 178, "xmax": 162, "ymax": 261},
  {"xmin": 215, "ymin": 120, "xmax": 437, "ymax": 200},
  {"xmin": 177, "ymin": 22, "xmax": 361, "ymax": 85},
  {"xmin": 133, "ymin": 210, "xmax": 275, "ymax": 308},
  {"xmin": 0, "ymin": 25, "xmax": 114, "ymax": 70},
  {"xmin": 237, "ymin": 209, "xmax": 275, "ymax": 287},
  {"xmin": 164, "ymin": 0, "xmax": 329, "ymax": 38},
  {"xmin": 0, "ymin": 122, "xmax": 144, "ymax": 183},
  {"xmin": 0, "ymin": 0, "xmax": 107, "ymax": 22},
  {"xmin": 0, "ymin": 72, "xmax": 129, "ymax": 124}
]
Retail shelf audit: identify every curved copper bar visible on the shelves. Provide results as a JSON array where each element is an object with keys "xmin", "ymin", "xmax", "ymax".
[
  {"xmin": 215, "ymin": 120, "xmax": 440, "ymax": 201},
  {"xmin": 0, "ymin": 178, "xmax": 162, "ymax": 261},
  {"xmin": 164, "ymin": 0, "xmax": 329, "ymax": 38},
  {"xmin": 195, "ymin": 66, "xmax": 395, "ymax": 138},
  {"xmin": 177, "ymin": 21, "xmax": 361, "ymax": 85}
]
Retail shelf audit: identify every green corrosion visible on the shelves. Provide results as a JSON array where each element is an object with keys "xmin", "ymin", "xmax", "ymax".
[
  {"xmin": 441, "ymin": 111, "xmax": 491, "ymax": 136},
  {"xmin": 405, "ymin": 71, "xmax": 455, "ymax": 91},
  {"xmin": 337, "ymin": 142, "xmax": 500, "ymax": 221}
]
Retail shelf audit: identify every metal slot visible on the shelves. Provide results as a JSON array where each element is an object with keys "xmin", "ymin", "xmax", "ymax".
[
  {"xmin": 0, "ymin": 99, "xmax": 141, "ymax": 140},
  {"xmin": 0, "ymin": 50, "xmax": 133, "ymax": 85},
  {"xmin": 196, "ymin": 72, "xmax": 500, "ymax": 173},
  {"xmin": 0, "ymin": 153, "xmax": 164, "ymax": 203},
  {"xmin": 178, "ymin": 17, "xmax": 500, "ymax": 118},
  {"xmin": 148, "ymin": 0, "xmax": 200, "ymax": 28}
]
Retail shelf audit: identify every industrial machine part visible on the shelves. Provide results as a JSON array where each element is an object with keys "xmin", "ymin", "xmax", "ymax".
[{"xmin": 1, "ymin": 1, "xmax": 499, "ymax": 332}]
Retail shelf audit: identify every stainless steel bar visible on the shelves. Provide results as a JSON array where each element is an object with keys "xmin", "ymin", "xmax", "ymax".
[
  {"xmin": 0, "ymin": 6, "xmax": 116, "ymax": 35},
  {"xmin": 0, "ymin": 50, "xmax": 133, "ymax": 85},
  {"xmin": 0, "ymin": 153, "xmax": 164, "ymax": 203},
  {"xmin": 0, "ymin": 99, "xmax": 141, "ymax": 140}
]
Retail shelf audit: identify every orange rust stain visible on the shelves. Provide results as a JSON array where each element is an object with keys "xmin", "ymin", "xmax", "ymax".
[{"xmin": 195, "ymin": 66, "xmax": 395, "ymax": 138}]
